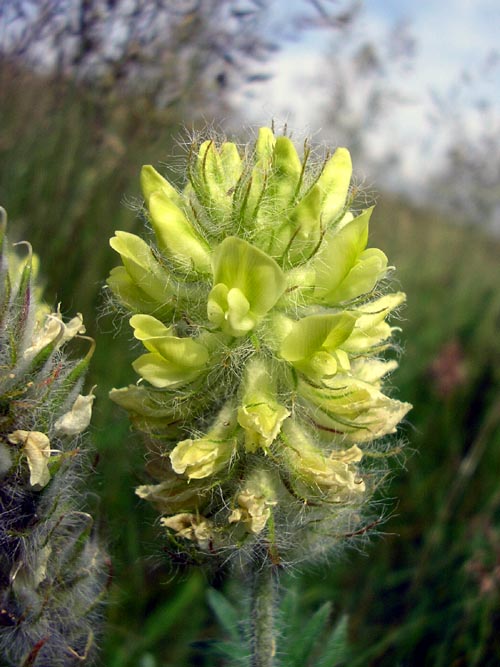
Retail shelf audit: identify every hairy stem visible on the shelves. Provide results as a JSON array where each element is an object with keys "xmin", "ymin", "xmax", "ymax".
[{"xmin": 250, "ymin": 550, "xmax": 277, "ymax": 667}]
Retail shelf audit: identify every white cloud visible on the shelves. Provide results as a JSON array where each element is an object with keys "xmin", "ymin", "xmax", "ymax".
[{"xmin": 231, "ymin": 0, "xmax": 499, "ymax": 195}]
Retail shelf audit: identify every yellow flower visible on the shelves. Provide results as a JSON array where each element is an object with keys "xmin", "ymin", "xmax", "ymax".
[
  {"xmin": 136, "ymin": 472, "xmax": 209, "ymax": 514},
  {"xmin": 237, "ymin": 358, "xmax": 289, "ymax": 452},
  {"xmin": 170, "ymin": 402, "xmax": 237, "ymax": 479},
  {"xmin": 130, "ymin": 314, "xmax": 209, "ymax": 388},
  {"xmin": 281, "ymin": 421, "xmax": 365, "ymax": 502}
]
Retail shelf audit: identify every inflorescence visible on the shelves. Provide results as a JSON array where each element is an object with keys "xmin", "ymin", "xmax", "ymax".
[{"xmin": 107, "ymin": 127, "xmax": 411, "ymax": 566}]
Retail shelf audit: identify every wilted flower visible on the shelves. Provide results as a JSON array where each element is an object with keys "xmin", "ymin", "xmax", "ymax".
[
  {"xmin": 229, "ymin": 469, "xmax": 278, "ymax": 535},
  {"xmin": 160, "ymin": 513, "xmax": 214, "ymax": 550},
  {"xmin": 108, "ymin": 127, "xmax": 411, "ymax": 565},
  {"xmin": 54, "ymin": 387, "xmax": 96, "ymax": 436},
  {"xmin": 8, "ymin": 430, "xmax": 52, "ymax": 489}
]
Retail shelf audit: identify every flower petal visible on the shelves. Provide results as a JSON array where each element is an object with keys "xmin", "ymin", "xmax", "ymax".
[
  {"xmin": 281, "ymin": 421, "xmax": 365, "ymax": 501},
  {"xmin": 315, "ymin": 147, "xmax": 352, "ymax": 226},
  {"xmin": 54, "ymin": 389, "xmax": 95, "ymax": 436},
  {"xmin": 140, "ymin": 164, "xmax": 182, "ymax": 206},
  {"xmin": 109, "ymin": 231, "xmax": 175, "ymax": 303},
  {"xmin": 170, "ymin": 402, "xmax": 237, "ymax": 479},
  {"xmin": 208, "ymin": 236, "xmax": 286, "ymax": 336},
  {"xmin": 149, "ymin": 190, "xmax": 211, "ymax": 274},
  {"xmin": 8, "ymin": 430, "xmax": 51, "ymax": 489},
  {"xmin": 228, "ymin": 469, "xmax": 277, "ymax": 534},
  {"xmin": 130, "ymin": 314, "xmax": 209, "ymax": 381},
  {"xmin": 280, "ymin": 313, "xmax": 356, "ymax": 363},
  {"xmin": 312, "ymin": 207, "xmax": 387, "ymax": 304}
]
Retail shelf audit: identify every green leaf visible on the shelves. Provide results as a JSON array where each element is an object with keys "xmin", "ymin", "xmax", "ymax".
[
  {"xmin": 140, "ymin": 573, "xmax": 205, "ymax": 649},
  {"xmin": 285, "ymin": 602, "xmax": 332, "ymax": 667},
  {"xmin": 316, "ymin": 614, "xmax": 350, "ymax": 667},
  {"xmin": 206, "ymin": 588, "xmax": 242, "ymax": 642}
]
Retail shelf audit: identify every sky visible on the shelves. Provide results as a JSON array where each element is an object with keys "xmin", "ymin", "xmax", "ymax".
[{"xmin": 231, "ymin": 0, "xmax": 500, "ymax": 195}]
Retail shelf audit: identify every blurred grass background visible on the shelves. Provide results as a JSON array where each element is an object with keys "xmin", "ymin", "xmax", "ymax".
[{"xmin": 1, "ymin": 2, "xmax": 500, "ymax": 664}]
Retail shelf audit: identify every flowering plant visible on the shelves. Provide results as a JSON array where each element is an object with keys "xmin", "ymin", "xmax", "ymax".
[
  {"xmin": 108, "ymin": 127, "xmax": 411, "ymax": 567},
  {"xmin": 0, "ymin": 209, "xmax": 106, "ymax": 666}
]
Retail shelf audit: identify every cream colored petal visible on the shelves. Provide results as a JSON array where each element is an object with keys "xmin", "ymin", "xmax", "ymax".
[
  {"xmin": 8, "ymin": 430, "xmax": 51, "ymax": 489},
  {"xmin": 238, "ymin": 402, "xmax": 290, "ymax": 452},
  {"xmin": 228, "ymin": 470, "xmax": 278, "ymax": 534},
  {"xmin": 54, "ymin": 388, "xmax": 95, "ymax": 436},
  {"xmin": 170, "ymin": 436, "xmax": 235, "ymax": 479},
  {"xmin": 61, "ymin": 313, "xmax": 86, "ymax": 341},
  {"xmin": 23, "ymin": 310, "xmax": 85, "ymax": 360},
  {"xmin": 160, "ymin": 513, "xmax": 213, "ymax": 549}
]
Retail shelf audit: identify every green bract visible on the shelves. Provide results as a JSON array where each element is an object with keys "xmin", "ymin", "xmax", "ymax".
[{"xmin": 108, "ymin": 127, "xmax": 411, "ymax": 565}]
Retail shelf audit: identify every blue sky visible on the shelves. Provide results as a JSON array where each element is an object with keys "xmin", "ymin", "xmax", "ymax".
[{"xmin": 232, "ymin": 0, "xmax": 500, "ymax": 192}]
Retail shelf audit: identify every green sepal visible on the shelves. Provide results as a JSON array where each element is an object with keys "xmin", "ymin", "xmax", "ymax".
[
  {"xmin": 268, "ymin": 136, "xmax": 302, "ymax": 208},
  {"xmin": 241, "ymin": 127, "xmax": 276, "ymax": 228},
  {"xmin": 109, "ymin": 384, "xmax": 180, "ymax": 419},
  {"xmin": 56, "ymin": 337, "xmax": 96, "ymax": 397},
  {"xmin": 55, "ymin": 511, "xmax": 94, "ymax": 571},
  {"xmin": 10, "ymin": 245, "xmax": 34, "ymax": 358},
  {"xmin": 109, "ymin": 385, "xmax": 196, "ymax": 438},
  {"xmin": 275, "ymin": 184, "xmax": 322, "ymax": 262}
]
